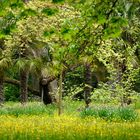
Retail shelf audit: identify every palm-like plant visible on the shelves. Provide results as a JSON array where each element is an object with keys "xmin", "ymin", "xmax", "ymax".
[
  {"xmin": 0, "ymin": 41, "xmax": 12, "ymax": 104},
  {"xmin": 4, "ymin": 0, "xmax": 79, "ymax": 106},
  {"xmin": 0, "ymin": 0, "xmax": 26, "ymax": 105}
]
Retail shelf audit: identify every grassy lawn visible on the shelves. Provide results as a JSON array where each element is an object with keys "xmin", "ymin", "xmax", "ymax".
[{"xmin": 0, "ymin": 101, "xmax": 140, "ymax": 140}]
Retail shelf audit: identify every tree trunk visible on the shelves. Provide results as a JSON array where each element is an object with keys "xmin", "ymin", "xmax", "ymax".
[
  {"xmin": 20, "ymin": 69, "xmax": 29, "ymax": 104},
  {"xmin": 39, "ymin": 77, "xmax": 52, "ymax": 105},
  {"xmin": 84, "ymin": 63, "xmax": 92, "ymax": 108},
  {"xmin": 118, "ymin": 60, "xmax": 128, "ymax": 106},
  {"xmin": 58, "ymin": 69, "xmax": 63, "ymax": 115},
  {"xmin": 0, "ymin": 73, "xmax": 4, "ymax": 105},
  {"xmin": 42, "ymin": 84, "xmax": 52, "ymax": 105}
]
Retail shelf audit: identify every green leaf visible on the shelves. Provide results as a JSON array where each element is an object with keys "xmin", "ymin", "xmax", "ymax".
[
  {"xmin": 0, "ymin": 9, "xmax": 7, "ymax": 16},
  {"xmin": 97, "ymin": 14, "xmax": 106, "ymax": 24},
  {"xmin": 52, "ymin": 0, "xmax": 65, "ymax": 3},
  {"xmin": 41, "ymin": 8, "xmax": 58, "ymax": 16},
  {"xmin": 103, "ymin": 27, "xmax": 121, "ymax": 39},
  {"xmin": 0, "ymin": 32, "xmax": 5, "ymax": 39},
  {"xmin": 43, "ymin": 28, "xmax": 56, "ymax": 37},
  {"xmin": 110, "ymin": 17, "xmax": 127, "ymax": 27},
  {"xmin": 20, "ymin": 8, "xmax": 37, "ymax": 17},
  {"xmin": 6, "ymin": 11, "xmax": 15, "ymax": 19},
  {"xmin": 43, "ymin": 31, "xmax": 50, "ymax": 37},
  {"xmin": 61, "ymin": 27, "xmax": 70, "ymax": 35},
  {"xmin": 2, "ymin": 28, "xmax": 11, "ymax": 35},
  {"xmin": 10, "ymin": 2, "xmax": 24, "ymax": 9}
]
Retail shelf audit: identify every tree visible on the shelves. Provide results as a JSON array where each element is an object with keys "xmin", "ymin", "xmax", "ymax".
[
  {"xmin": 0, "ymin": 1, "xmax": 17, "ymax": 104},
  {"xmin": 4, "ymin": 0, "xmax": 79, "ymax": 106},
  {"xmin": 2, "ymin": 0, "xmax": 140, "ymax": 107},
  {"xmin": 64, "ymin": 0, "xmax": 140, "ymax": 106}
]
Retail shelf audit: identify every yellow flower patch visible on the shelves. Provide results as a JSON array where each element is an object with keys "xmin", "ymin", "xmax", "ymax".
[{"xmin": 0, "ymin": 115, "xmax": 139, "ymax": 140}]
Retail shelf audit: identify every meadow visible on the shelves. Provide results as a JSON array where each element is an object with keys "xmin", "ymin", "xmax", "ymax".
[
  {"xmin": 1, "ymin": 0, "xmax": 140, "ymax": 140},
  {"xmin": 0, "ymin": 101, "xmax": 140, "ymax": 140}
]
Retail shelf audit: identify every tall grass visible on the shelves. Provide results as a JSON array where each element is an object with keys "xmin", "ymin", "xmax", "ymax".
[
  {"xmin": 80, "ymin": 105, "xmax": 138, "ymax": 121},
  {"xmin": 0, "ymin": 102, "xmax": 57, "ymax": 116},
  {"xmin": 0, "ymin": 102, "xmax": 139, "ymax": 121},
  {"xmin": 0, "ymin": 101, "xmax": 83, "ymax": 116}
]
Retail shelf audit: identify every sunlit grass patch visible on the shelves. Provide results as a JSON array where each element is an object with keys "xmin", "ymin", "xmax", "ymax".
[
  {"xmin": 0, "ymin": 101, "xmax": 83, "ymax": 116},
  {"xmin": 0, "ymin": 102, "xmax": 57, "ymax": 116},
  {"xmin": 80, "ymin": 105, "xmax": 138, "ymax": 121},
  {"xmin": 0, "ymin": 115, "xmax": 140, "ymax": 140},
  {"xmin": 0, "ymin": 102, "xmax": 140, "ymax": 140}
]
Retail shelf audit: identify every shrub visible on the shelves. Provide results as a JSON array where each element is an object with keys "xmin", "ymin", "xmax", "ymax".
[{"xmin": 4, "ymin": 84, "xmax": 20, "ymax": 101}]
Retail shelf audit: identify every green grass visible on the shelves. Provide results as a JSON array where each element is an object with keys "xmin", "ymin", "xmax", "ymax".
[
  {"xmin": 80, "ymin": 105, "xmax": 138, "ymax": 121},
  {"xmin": 0, "ymin": 100, "xmax": 84, "ymax": 116},
  {"xmin": 0, "ymin": 101, "xmax": 139, "ymax": 121},
  {"xmin": 0, "ymin": 102, "xmax": 57, "ymax": 116},
  {"xmin": 134, "ymin": 99, "xmax": 140, "ymax": 109},
  {"xmin": 0, "ymin": 101, "xmax": 140, "ymax": 140}
]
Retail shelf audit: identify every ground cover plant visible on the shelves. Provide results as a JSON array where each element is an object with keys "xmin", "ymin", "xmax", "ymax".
[
  {"xmin": 0, "ymin": 101, "xmax": 140, "ymax": 140},
  {"xmin": 80, "ymin": 105, "xmax": 138, "ymax": 121},
  {"xmin": 0, "ymin": 114, "xmax": 140, "ymax": 140}
]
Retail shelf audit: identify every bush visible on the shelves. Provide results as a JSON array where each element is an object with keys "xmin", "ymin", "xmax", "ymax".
[{"xmin": 4, "ymin": 84, "xmax": 20, "ymax": 101}]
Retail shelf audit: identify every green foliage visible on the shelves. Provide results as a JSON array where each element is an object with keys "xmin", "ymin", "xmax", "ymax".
[
  {"xmin": 118, "ymin": 107, "xmax": 138, "ymax": 121},
  {"xmin": 1, "ymin": 0, "xmax": 140, "ymax": 108},
  {"xmin": 0, "ymin": 101, "xmax": 138, "ymax": 122},
  {"xmin": 20, "ymin": 8, "xmax": 37, "ymax": 17},
  {"xmin": 52, "ymin": 0, "xmax": 65, "ymax": 3},
  {"xmin": 41, "ymin": 7, "xmax": 58, "ymax": 16},
  {"xmin": 4, "ymin": 84, "xmax": 20, "ymax": 101},
  {"xmin": 133, "ymin": 70, "xmax": 140, "ymax": 92},
  {"xmin": 63, "ymin": 98, "xmax": 84, "ymax": 115},
  {"xmin": 91, "ymin": 83, "xmax": 139, "ymax": 105},
  {"xmin": 0, "ymin": 102, "xmax": 56, "ymax": 116},
  {"xmin": 43, "ymin": 28, "xmax": 56, "ymax": 37},
  {"xmin": 64, "ymin": 66, "xmax": 84, "ymax": 95},
  {"xmin": 80, "ymin": 106, "xmax": 138, "ymax": 121},
  {"xmin": 91, "ymin": 84, "xmax": 115, "ymax": 104},
  {"xmin": 134, "ymin": 100, "xmax": 140, "ymax": 109},
  {"xmin": 10, "ymin": 2, "xmax": 24, "ymax": 9}
]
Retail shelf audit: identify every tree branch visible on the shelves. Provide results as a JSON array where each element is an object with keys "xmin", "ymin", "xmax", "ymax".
[
  {"xmin": 4, "ymin": 77, "xmax": 40, "ymax": 96},
  {"xmin": 106, "ymin": 0, "xmax": 118, "ymax": 19}
]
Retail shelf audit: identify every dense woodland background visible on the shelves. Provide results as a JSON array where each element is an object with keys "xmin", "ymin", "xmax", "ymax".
[{"xmin": 0, "ymin": 0, "xmax": 140, "ymax": 109}]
